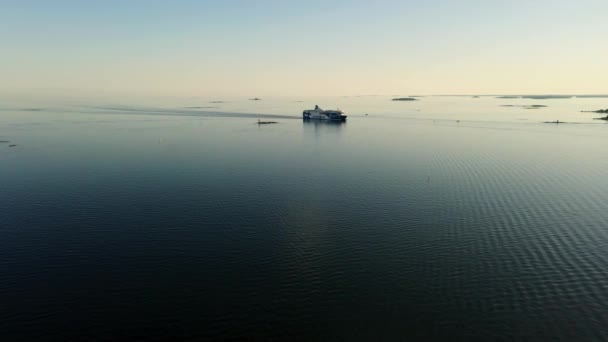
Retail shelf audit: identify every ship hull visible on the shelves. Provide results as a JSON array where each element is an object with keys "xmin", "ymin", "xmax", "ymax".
[
  {"xmin": 302, "ymin": 108, "xmax": 347, "ymax": 121},
  {"xmin": 302, "ymin": 114, "xmax": 347, "ymax": 121}
]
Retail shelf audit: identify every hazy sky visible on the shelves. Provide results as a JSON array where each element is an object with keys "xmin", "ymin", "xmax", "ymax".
[{"xmin": 1, "ymin": 0, "xmax": 607, "ymax": 96}]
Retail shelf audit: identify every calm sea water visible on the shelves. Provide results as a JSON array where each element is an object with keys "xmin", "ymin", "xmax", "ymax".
[{"xmin": 2, "ymin": 95, "xmax": 608, "ymax": 340}]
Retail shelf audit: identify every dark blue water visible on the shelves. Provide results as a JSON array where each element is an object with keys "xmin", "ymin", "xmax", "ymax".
[{"xmin": 2, "ymin": 99, "xmax": 608, "ymax": 340}]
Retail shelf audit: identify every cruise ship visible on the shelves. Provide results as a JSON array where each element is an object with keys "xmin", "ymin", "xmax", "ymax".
[{"xmin": 303, "ymin": 105, "xmax": 347, "ymax": 121}]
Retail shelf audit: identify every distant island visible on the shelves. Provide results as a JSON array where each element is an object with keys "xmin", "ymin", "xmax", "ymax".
[
  {"xmin": 582, "ymin": 109, "xmax": 608, "ymax": 113},
  {"xmin": 250, "ymin": 97, "xmax": 262, "ymax": 101},
  {"xmin": 522, "ymin": 95, "xmax": 571, "ymax": 100},
  {"xmin": 501, "ymin": 104, "xmax": 547, "ymax": 109},
  {"xmin": 493, "ymin": 95, "xmax": 608, "ymax": 100},
  {"xmin": 392, "ymin": 97, "xmax": 418, "ymax": 101},
  {"xmin": 497, "ymin": 95, "xmax": 569, "ymax": 99}
]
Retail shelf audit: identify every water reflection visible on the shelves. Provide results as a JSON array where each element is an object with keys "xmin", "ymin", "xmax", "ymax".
[{"xmin": 302, "ymin": 119, "xmax": 345, "ymax": 140}]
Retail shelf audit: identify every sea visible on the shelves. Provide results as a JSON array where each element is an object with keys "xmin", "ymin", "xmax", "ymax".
[{"xmin": 1, "ymin": 94, "xmax": 608, "ymax": 340}]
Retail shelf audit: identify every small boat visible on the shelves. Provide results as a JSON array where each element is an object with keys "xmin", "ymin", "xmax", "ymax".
[
  {"xmin": 257, "ymin": 119, "xmax": 277, "ymax": 125},
  {"xmin": 302, "ymin": 105, "xmax": 347, "ymax": 121}
]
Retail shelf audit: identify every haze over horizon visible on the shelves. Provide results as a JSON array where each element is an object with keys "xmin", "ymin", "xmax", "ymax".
[{"xmin": 2, "ymin": 0, "xmax": 607, "ymax": 97}]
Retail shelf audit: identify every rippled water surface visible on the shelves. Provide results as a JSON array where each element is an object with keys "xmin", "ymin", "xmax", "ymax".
[{"xmin": 1, "ymin": 95, "xmax": 608, "ymax": 340}]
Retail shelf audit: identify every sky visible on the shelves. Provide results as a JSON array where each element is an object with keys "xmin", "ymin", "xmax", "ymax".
[{"xmin": 1, "ymin": 0, "xmax": 607, "ymax": 97}]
